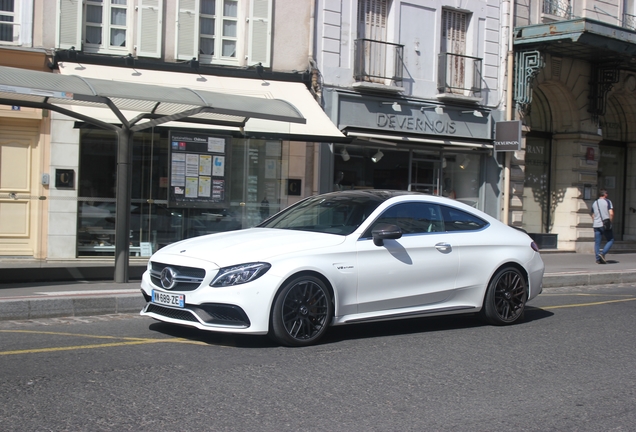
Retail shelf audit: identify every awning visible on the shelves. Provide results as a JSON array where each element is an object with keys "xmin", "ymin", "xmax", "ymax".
[
  {"xmin": 344, "ymin": 130, "xmax": 493, "ymax": 150},
  {"xmin": 514, "ymin": 18, "xmax": 636, "ymax": 72},
  {"xmin": 56, "ymin": 62, "xmax": 346, "ymax": 140}
]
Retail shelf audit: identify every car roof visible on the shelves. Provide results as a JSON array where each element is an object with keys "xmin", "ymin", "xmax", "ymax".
[{"xmin": 321, "ymin": 190, "xmax": 423, "ymax": 201}]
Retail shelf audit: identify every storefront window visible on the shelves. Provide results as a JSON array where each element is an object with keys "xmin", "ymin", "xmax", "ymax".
[
  {"xmin": 333, "ymin": 144, "xmax": 483, "ymax": 209},
  {"xmin": 523, "ymin": 135, "xmax": 551, "ymax": 233},
  {"xmin": 77, "ymin": 129, "xmax": 286, "ymax": 256}
]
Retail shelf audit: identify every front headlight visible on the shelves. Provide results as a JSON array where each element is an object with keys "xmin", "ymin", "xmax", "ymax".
[{"xmin": 210, "ymin": 262, "xmax": 271, "ymax": 287}]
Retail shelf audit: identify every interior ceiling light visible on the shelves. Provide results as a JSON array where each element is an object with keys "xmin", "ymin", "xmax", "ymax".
[
  {"xmin": 371, "ymin": 150, "xmax": 384, "ymax": 163},
  {"xmin": 340, "ymin": 148, "xmax": 350, "ymax": 161},
  {"xmin": 459, "ymin": 155, "xmax": 470, "ymax": 169}
]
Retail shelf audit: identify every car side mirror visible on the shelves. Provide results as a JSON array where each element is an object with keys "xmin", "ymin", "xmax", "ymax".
[{"xmin": 372, "ymin": 223, "xmax": 402, "ymax": 246}]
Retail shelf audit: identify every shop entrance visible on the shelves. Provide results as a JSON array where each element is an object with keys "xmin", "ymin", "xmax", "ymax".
[
  {"xmin": 409, "ymin": 151, "xmax": 441, "ymax": 194},
  {"xmin": 598, "ymin": 142, "xmax": 625, "ymax": 240}
]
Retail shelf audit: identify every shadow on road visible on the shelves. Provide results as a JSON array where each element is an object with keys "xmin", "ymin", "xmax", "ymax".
[{"xmin": 148, "ymin": 306, "xmax": 555, "ymax": 348}]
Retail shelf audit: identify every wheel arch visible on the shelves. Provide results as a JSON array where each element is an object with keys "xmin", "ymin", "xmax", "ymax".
[
  {"xmin": 483, "ymin": 262, "xmax": 529, "ymax": 304},
  {"xmin": 267, "ymin": 270, "xmax": 336, "ymax": 331}
]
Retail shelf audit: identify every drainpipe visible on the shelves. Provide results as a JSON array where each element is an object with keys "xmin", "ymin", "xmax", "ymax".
[{"xmin": 502, "ymin": 0, "xmax": 515, "ymax": 225}]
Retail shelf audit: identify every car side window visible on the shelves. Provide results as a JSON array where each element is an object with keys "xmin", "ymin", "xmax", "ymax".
[
  {"xmin": 365, "ymin": 202, "xmax": 444, "ymax": 236},
  {"xmin": 440, "ymin": 205, "xmax": 488, "ymax": 231}
]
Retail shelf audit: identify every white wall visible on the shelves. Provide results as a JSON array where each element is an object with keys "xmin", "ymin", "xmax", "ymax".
[{"xmin": 314, "ymin": 0, "xmax": 502, "ymax": 107}]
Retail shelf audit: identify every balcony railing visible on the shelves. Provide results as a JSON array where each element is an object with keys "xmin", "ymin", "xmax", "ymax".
[
  {"xmin": 437, "ymin": 52, "xmax": 482, "ymax": 97},
  {"xmin": 354, "ymin": 38, "xmax": 404, "ymax": 87},
  {"xmin": 542, "ymin": 0, "xmax": 572, "ymax": 19},
  {"xmin": 623, "ymin": 12, "xmax": 636, "ymax": 30}
]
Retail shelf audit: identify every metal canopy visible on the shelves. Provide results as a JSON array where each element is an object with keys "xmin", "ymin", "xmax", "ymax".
[
  {"xmin": 514, "ymin": 18, "xmax": 636, "ymax": 72},
  {"xmin": 0, "ymin": 65, "xmax": 306, "ymax": 128},
  {"xmin": 0, "ymin": 65, "xmax": 307, "ymax": 283}
]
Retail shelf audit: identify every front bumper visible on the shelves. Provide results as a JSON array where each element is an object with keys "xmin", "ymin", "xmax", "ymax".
[{"xmin": 139, "ymin": 267, "xmax": 278, "ymax": 335}]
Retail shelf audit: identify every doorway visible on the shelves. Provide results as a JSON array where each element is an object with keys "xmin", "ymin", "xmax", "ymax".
[
  {"xmin": 409, "ymin": 151, "xmax": 441, "ymax": 194},
  {"xmin": 598, "ymin": 142, "xmax": 625, "ymax": 240}
]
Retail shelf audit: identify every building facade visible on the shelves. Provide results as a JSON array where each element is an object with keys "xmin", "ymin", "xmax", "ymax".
[
  {"xmin": 512, "ymin": 0, "xmax": 636, "ymax": 251},
  {"xmin": 0, "ymin": 1, "xmax": 50, "ymax": 259},
  {"xmin": 0, "ymin": 0, "xmax": 344, "ymax": 270},
  {"xmin": 313, "ymin": 0, "xmax": 510, "ymax": 219}
]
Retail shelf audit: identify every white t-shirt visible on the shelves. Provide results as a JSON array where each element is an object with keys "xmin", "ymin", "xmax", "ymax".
[{"xmin": 591, "ymin": 198, "xmax": 613, "ymax": 228}]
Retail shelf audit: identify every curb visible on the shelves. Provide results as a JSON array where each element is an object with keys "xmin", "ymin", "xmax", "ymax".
[
  {"xmin": 0, "ymin": 294, "xmax": 146, "ymax": 321},
  {"xmin": 1, "ymin": 272, "xmax": 635, "ymax": 321},
  {"xmin": 543, "ymin": 270, "xmax": 636, "ymax": 288}
]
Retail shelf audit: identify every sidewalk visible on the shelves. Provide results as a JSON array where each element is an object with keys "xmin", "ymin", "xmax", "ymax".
[{"xmin": 0, "ymin": 252, "xmax": 635, "ymax": 321}]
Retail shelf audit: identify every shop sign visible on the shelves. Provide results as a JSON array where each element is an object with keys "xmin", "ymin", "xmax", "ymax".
[
  {"xmin": 168, "ymin": 131, "xmax": 231, "ymax": 208},
  {"xmin": 494, "ymin": 121, "xmax": 521, "ymax": 152},
  {"xmin": 376, "ymin": 113, "xmax": 457, "ymax": 134},
  {"xmin": 333, "ymin": 93, "xmax": 491, "ymax": 140}
]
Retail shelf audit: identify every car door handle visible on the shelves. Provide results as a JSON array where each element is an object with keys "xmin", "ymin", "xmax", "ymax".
[{"xmin": 435, "ymin": 242, "xmax": 452, "ymax": 253}]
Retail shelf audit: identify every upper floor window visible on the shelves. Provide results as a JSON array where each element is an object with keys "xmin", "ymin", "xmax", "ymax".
[
  {"xmin": 199, "ymin": 0, "xmax": 238, "ymax": 59},
  {"xmin": 542, "ymin": 0, "xmax": 572, "ymax": 20},
  {"xmin": 358, "ymin": 0, "xmax": 388, "ymax": 42},
  {"xmin": 354, "ymin": 0, "xmax": 404, "ymax": 87},
  {"xmin": 438, "ymin": 8, "xmax": 482, "ymax": 98},
  {"xmin": 57, "ymin": 0, "xmax": 163, "ymax": 58},
  {"xmin": 176, "ymin": 0, "xmax": 272, "ymax": 67},
  {"xmin": 0, "ymin": 0, "xmax": 16, "ymax": 43},
  {"xmin": 84, "ymin": 0, "xmax": 130, "ymax": 52},
  {"xmin": 0, "ymin": 0, "xmax": 30, "ymax": 45}
]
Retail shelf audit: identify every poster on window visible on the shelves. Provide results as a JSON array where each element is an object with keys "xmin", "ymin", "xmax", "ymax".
[{"xmin": 168, "ymin": 131, "xmax": 231, "ymax": 208}]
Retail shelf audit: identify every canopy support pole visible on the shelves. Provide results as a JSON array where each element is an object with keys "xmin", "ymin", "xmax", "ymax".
[{"xmin": 114, "ymin": 128, "xmax": 134, "ymax": 283}]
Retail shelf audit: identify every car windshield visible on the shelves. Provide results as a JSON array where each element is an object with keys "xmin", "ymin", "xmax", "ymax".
[{"xmin": 258, "ymin": 193, "xmax": 385, "ymax": 235}]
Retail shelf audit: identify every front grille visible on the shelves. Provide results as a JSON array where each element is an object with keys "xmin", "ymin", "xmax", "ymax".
[
  {"xmin": 149, "ymin": 261, "xmax": 206, "ymax": 291},
  {"xmin": 191, "ymin": 304, "xmax": 250, "ymax": 327},
  {"xmin": 149, "ymin": 275, "xmax": 202, "ymax": 291},
  {"xmin": 146, "ymin": 303, "xmax": 199, "ymax": 322},
  {"xmin": 151, "ymin": 262, "xmax": 206, "ymax": 278},
  {"xmin": 144, "ymin": 302, "xmax": 250, "ymax": 328}
]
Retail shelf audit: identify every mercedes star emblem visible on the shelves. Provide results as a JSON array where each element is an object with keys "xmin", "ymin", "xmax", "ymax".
[{"xmin": 160, "ymin": 267, "xmax": 177, "ymax": 290}]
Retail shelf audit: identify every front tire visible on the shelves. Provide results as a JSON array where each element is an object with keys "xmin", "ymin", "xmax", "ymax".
[
  {"xmin": 270, "ymin": 275, "xmax": 333, "ymax": 347},
  {"xmin": 481, "ymin": 266, "xmax": 527, "ymax": 325}
]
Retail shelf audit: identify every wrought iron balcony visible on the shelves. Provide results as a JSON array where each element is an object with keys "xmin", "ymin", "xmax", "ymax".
[
  {"xmin": 543, "ymin": 0, "xmax": 572, "ymax": 19},
  {"xmin": 354, "ymin": 39, "xmax": 404, "ymax": 87},
  {"xmin": 437, "ymin": 52, "xmax": 482, "ymax": 97},
  {"xmin": 623, "ymin": 12, "xmax": 636, "ymax": 31}
]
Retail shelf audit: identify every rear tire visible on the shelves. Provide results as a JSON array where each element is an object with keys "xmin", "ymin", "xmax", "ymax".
[
  {"xmin": 270, "ymin": 275, "xmax": 333, "ymax": 347},
  {"xmin": 481, "ymin": 266, "xmax": 527, "ymax": 325}
]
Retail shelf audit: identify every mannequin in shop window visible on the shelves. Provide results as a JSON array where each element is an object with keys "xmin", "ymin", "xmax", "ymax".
[
  {"xmin": 334, "ymin": 171, "xmax": 345, "ymax": 191},
  {"xmin": 442, "ymin": 177, "xmax": 456, "ymax": 199}
]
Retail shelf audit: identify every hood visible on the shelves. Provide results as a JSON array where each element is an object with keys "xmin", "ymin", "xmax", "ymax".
[{"xmin": 153, "ymin": 228, "xmax": 346, "ymax": 267}]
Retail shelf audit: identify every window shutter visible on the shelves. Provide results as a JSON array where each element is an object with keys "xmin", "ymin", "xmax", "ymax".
[
  {"xmin": 137, "ymin": 0, "xmax": 163, "ymax": 58},
  {"xmin": 247, "ymin": 0, "xmax": 272, "ymax": 67},
  {"xmin": 358, "ymin": 0, "xmax": 387, "ymax": 41},
  {"xmin": 176, "ymin": 0, "xmax": 199, "ymax": 60},
  {"xmin": 57, "ymin": 0, "xmax": 82, "ymax": 49},
  {"xmin": 441, "ymin": 9, "xmax": 466, "ymax": 55}
]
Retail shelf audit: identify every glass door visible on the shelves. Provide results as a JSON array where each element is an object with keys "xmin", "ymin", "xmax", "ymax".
[
  {"xmin": 599, "ymin": 142, "xmax": 625, "ymax": 239},
  {"xmin": 409, "ymin": 151, "xmax": 441, "ymax": 194}
]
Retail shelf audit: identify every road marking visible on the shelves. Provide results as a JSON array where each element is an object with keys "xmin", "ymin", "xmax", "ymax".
[
  {"xmin": 37, "ymin": 289, "xmax": 139, "ymax": 296},
  {"xmin": 542, "ymin": 297, "xmax": 636, "ymax": 310},
  {"xmin": 0, "ymin": 329, "xmax": 208, "ymax": 356},
  {"xmin": 540, "ymin": 293, "xmax": 635, "ymax": 297}
]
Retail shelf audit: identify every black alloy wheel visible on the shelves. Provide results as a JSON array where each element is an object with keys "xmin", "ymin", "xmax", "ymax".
[
  {"xmin": 481, "ymin": 266, "xmax": 527, "ymax": 325},
  {"xmin": 271, "ymin": 275, "xmax": 333, "ymax": 347}
]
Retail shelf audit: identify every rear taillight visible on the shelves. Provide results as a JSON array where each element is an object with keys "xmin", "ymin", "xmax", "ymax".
[{"xmin": 531, "ymin": 242, "xmax": 540, "ymax": 252}]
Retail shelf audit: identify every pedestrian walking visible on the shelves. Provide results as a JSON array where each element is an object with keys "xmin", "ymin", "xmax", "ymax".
[{"xmin": 590, "ymin": 189, "xmax": 614, "ymax": 264}]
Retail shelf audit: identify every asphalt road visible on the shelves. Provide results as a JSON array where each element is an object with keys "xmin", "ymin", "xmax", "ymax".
[{"xmin": 1, "ymin": 284, "xmax": 635, "ymax": 431}]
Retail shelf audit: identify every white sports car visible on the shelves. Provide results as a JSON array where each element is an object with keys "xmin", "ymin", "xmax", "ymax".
[{"xmin": 140, "ymin": 190, "xmax": 544, "ymax": 346}]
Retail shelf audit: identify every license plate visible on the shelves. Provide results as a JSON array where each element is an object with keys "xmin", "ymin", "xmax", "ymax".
[{"xmin": 152, "ymin": 290, "xmax": 185, "ymax": 308}]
